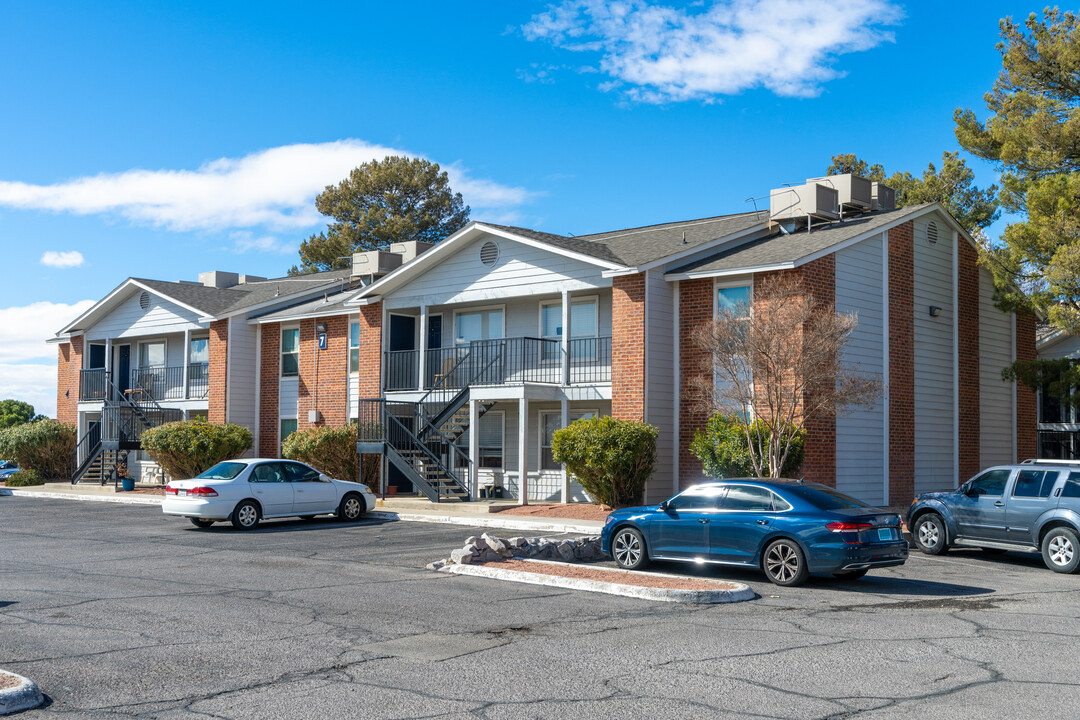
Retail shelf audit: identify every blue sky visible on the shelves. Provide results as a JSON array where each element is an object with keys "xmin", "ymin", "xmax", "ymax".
[{"xmin": 0, "ymin": 0, "xmax": 1031, "ymax": 415}]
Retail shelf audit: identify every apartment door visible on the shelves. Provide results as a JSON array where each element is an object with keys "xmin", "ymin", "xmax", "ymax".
[
  {"xmin": 117, "ymin": 345, "xmax": 131, "ymax": 398},
  {"xmin": 387, "ymin": 315, "xmax": 417, "ymax": 390}
]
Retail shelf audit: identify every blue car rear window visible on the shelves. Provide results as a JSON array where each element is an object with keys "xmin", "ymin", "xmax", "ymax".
[
  {"xmin": 197, "ymin": 462, "xmax": 246, "ymax": 480},
  {"xmin": 786, "ymin": 485, "xmax": 871, "ymax": 510}
]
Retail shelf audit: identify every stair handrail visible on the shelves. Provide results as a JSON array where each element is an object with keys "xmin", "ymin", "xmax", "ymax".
[{"xmin": 383, "ymin": 408, "xmax": 469, "ymax": 500}]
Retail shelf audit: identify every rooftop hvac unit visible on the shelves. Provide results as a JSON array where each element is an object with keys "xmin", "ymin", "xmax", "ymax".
[
  {"xmin": 769, "ymin": 182, "xmax": 840, "ymax": 223},
  {"xmin": 807, "ymin": 174, "xmax": 872, "ymax": 213},
  {"xmin": 351, "ymin": 250, "xmax": 403, "ymax": 277},
  {"xmin": 872, "ymin": 183, "xmax": 896, "ymax": 211},
  {"xmin": 388, "ymin": 240, "xmax": 437, "ymax": 264}
]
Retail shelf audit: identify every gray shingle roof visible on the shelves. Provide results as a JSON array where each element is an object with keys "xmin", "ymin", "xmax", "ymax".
[
  {"xmin": 134, "ymin": 269, "xmax": 353, "ymax": 316},
  {"xmin": 478, "ymin": 222, "xmax": 623, "ymax": 264},
  {"xmin": 667, "ymin": 204, "xmax": 932, "ymax": 276},
  {"xmin": 251, "ymin": 286, "xmax": 359, "ymax": 321}
]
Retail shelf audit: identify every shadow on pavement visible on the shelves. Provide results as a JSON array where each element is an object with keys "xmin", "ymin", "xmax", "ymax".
[{"xmin": 181, "ymin": 515, "xmax": 396, "ymax": 534}]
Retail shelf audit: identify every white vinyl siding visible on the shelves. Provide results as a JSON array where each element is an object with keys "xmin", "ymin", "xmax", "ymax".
[
  {"xmin": 913, "ymin": 215, "xmax": 956, "ymax": 494},
  {"xmin": 279, "ymin": 378, "xmax": 299, "ymax": 420},
  {"xmin": 834, "ymin": 233, "xmax": 886, "ymax": 504},
  {"xmin": 980, "ymin": 267, "xmax": 1015, "ymax": 469},
  {"xmin": 645, "ymin": 269, "xmax": 676, "ymax": 502},
  {"xmin": 85, "ymin": 288, "xmax": 204, "ymax": 340},
  {"xmin": 226, "ymin": 319, "xmax": 258, "ymax": 457}
]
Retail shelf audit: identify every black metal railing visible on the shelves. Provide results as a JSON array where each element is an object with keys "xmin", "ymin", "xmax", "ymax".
[
  {"xmin": 131, "ymin": 366, "xmax": 184, "ymax": 400},
  {"xmin": 356, "ymin": 400, "xmax": 385, "ymax": 442},
  {"xmin": 70, "ymin": 422, "xmax": 102, "ymax": 479},
  {"xmin": 102, "ymin": 404, "xmax": 183, "ymax": 444},
  {"xmin": 424, "ymin": 346, "xmax": 470, "ymax": 389},
  {"xmin": 1038, "ymin": 430, "xmax": 1080, "ymax": 460},
  {"xmin": 384, "ymin": 350, "xmax": 420, "ymax": 391},
  {"xmin": 569, "ymin": 336, "xmax": 612, "ymax": 383},
  {"xmin": 79, "ymin": 369, "xmax": 111, "ymax": 401},
  {"xmin": 187, "ymin": 363, "xmax": 209, "ymax": 399}
]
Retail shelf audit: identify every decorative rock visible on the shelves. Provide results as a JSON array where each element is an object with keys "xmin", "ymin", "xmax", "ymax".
[
  {"xmin": 508, "ymin": 536, "xmax": 527, "ymax": 548},
  {"xmin": 465, "ymin": 536, "xmax": 478, "ymax": 545},
  {"xmin": 557, "ymin": 541, "xmax": 577, "ymax": 562},
  {"xmin": 426, "ymin": 560, "xmax": 446, "ymax": 571},
  {"xmin": 450, "ymin": 548, "xmax": 474, "ymax": 564}
]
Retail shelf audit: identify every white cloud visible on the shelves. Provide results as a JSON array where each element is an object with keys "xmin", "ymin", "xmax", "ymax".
[
  {"xmin": 40, "ymin": 250, "xmax": 85, "ymax": 268},
  {"xmin": 228, "ymin": 231, "xmax": 297, "ymax": 255},
  {"xmin": 523, "ymin": 0, "xmax": 902, "ymax": 103},
  {"xmin": 0, "ymin": 300, "xmax": 95, "ymax": 419},
  {"xmin": 0, "ymin": 140, "xmax": 533, "ymax": 232}
]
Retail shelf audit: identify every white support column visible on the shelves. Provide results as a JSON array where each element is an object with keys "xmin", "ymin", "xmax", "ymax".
[
  {"xmin": 418, "ymin": 306, "xmax": 428, "ymax": 390},
  {"xmin": 561, "ymin": 290, "xmax": 571, "ymax": 386},
  {"xmin": 518, "ymin": 397, "xmax": 528, "ymax": 506},
  {"xmin": 469, "ymin": 398, "xmax": 479, "ymax": 499},
  {"xmin": 182, "ymin": 328, "xmax": 191, "ymax": 399},
  {"xmin": 560, "ymin": 396, "xmax": 569, "ymax": 503},
  {"xmin": 104, "ymin": 338, "xmax": 112, "ymax": 401}
]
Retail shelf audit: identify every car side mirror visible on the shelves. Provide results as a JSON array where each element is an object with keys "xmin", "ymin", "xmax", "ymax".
[
  {"xmin": 658, "ymin": 500, "xmax": 669, "ymax": 511},
  {"xmin": 963, "ymin": 484, "xmax": 978, "ymax": 497},
  {"xmin": 319, "ymin": 474, "xmax": 331, "ymax": 483}
]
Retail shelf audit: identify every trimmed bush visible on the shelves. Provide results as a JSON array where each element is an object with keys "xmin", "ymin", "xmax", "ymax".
[
  {"xmin": 552, "ymin": 416, "xmax": 658, "ymax": 507},
  {"xmin": 0, "ymin": 419, "xmax": 76, "ymax": 479},
  {"xmin": 690, "ymin": 413, "xmax": 806, "ymax": 479},
  {"xmin": 140, "ymin": 419, "xmax": 253, "ymax": 481},
  {"xmin": 5, "ymin": 468, "xmax": 44, "ymax": 487},
  {"xmin": 282, "ymin": 425, "xmax": 377, "ymax": 485}
]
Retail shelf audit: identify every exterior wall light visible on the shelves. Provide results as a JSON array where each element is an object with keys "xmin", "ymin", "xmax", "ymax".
[
  {"xmin": 316, "ymin": 323, "xmax": 327, "ymax": 332},
  {"xmin": 929, "ymin": 306, "xmax": 942, "ymax": 318}
]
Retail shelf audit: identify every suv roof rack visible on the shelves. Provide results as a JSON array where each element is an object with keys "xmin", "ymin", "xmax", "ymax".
[{"xmin": 1021, "ymin": 458, "xmax": 1080, "ymax": 466}]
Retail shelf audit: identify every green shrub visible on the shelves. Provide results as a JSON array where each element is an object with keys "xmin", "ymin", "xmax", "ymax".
[
  {"xmin": 0, "ymin": 419, "xmax": 76, "ymax": 479},
  {"xmin": 140, "ymin": 419, "xmax": 253, "ymax": 480},
  {"xmin": 552, "ymin": 416, "xmax": 658, "ymax": 507},
  {"xmin": 282, "ymin": 425, "xmax": 377, "ymax": 484},
  {"xmin": 5, "ymin": 468, "xmax": 44, "ymax": 486},
  {"xmin": 690, "ymin": 414, "xmax": 805, "ymax": 478}
]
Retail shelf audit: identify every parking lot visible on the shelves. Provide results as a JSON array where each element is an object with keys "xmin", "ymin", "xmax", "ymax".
[{"xmin": 2, "ymin": 496, "xmax": 1079, "ymax": 719}]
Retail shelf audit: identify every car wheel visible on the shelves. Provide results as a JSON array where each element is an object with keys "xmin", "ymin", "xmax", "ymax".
[
  {"xmin": 189, "ymin": 518, "xmax": 214, "ymax": 529},
  {"xmin": 1041, "ymin": 527, "xmax": 1080, "ymax": 573},
  {"xmin": 763, "ymin": 539, "xmax": 809, "ymax": 586},
  {"xmin": 338, "ymin": 493, "xmax": 365, "ymax": 522},
  {"xmin": 230, "ymin": 500, "xmax": 260, "ymax": 531},
  {"xmin": 913, "ymin": 513, "xmax": 948, "ymax": 555},
  {"xmin": 832, "ymin": 568, "xmax": 869, "ymax": 580},
  {"xmin": 611, "ymin": 527, "xmax": 649, "ymax": 570}
]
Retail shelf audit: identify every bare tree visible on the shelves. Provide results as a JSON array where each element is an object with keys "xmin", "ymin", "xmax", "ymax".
[{"xmin": 686, "ymin": 273, "xmax": 882, "ymax": 478}]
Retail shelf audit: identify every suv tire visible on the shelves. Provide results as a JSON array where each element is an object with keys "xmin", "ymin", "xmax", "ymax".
[
  {"xmin": 912, "ymin": 513, "xmax": 948, "ymax": 555},
  {"xmin": 1041, "ymin": 527, "xmax": 1080, "ymax": 574}
]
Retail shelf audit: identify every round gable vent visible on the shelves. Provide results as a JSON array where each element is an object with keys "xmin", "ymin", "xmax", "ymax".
[
  {"xmin": 480, "ymin": 241, "xmax": 500, "ymax": 267},
  {"xmin": 139, "ymin": 291, "xmax": 151, "ymax": 310},
  {"xmin": 926, "ymin": 221, "xmax": 938, "ymax": 244}
]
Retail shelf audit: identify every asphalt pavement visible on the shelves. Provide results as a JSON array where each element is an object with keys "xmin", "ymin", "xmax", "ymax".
[{"xmin": 2, "ymin": 495, "xmax": 1079, "ymax": 719}]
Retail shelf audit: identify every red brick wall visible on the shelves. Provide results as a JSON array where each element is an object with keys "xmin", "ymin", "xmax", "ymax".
[
  {"xmin": 612, "ymin": 273, "xmax": 646, "ymax": 422},
  {"xmin": 797, "ymin": 255, "xmax": 837, "ymax": 486},
  {"xmin": 958, "ymin": 238, "xmax": 981, "ymax": 479},
  {"xmin": 356, "ymin": 304, "xmax": 382, "ymax": 398},
  {"xmin": 888, "ymin": 221, "xmax": 915, "ymax": 505},
  {"xmin": 258, "ymin": 323, "xmax": 280, "ymax": 457},
  {"xmin": 297, "ymin": 315, "xmax": 349, "ymax": 430},
  {"xmin": 678, "ymin": 278, "xmax": 713, "ymax": 488},
  {"xmin": 56, "ymin": 337, "xmax": 82, "ymax": 425},
  {"xmin": 1016, "ymin": 312, "xmax": 1038, "ymax": 460},
  {"xmin": 208, "ymin": 319, "xmax": 229, "ymax": 423}
]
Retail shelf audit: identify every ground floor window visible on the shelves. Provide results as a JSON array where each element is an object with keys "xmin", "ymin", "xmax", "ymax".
[
  {"xmin": 456, "ymin": 412, "xmax": 503, "ymax": 468},
  {"xmin": 280, "ymin": 418, "xmax": 298, "ymax": 457},
  {"xmin": 540, "ymin": 410, "xmax": 597, "ymax": 470}
]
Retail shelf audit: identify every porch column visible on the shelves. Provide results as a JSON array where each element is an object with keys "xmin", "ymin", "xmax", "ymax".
[
  {"xmin": 182, "ymin": 328, "xmax": 191, "ymax": 399},
  {"xmin": 418, "ymin": 306, "xmax": 428, "ymax": 390},
  {"xmin": 104, "ymin": 338, "xmax": 112, "ymax": 398},
  {"xmin": 469, "ymin": 398, "xmax": 479, "ymax": 499},
  {"xmin": 561, "ymin": 290, "xmax": 571, "ymax": 386},
  {"xmin": 518, "ymin": 397, "xmax": 528, "ymax": 505},
  {"xmin": 560, "ymin": 396, "xmax": 569, "ymax": 503}
]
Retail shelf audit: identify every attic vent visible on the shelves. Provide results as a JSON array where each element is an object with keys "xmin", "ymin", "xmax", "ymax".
[
  {"xmin": 927, "ymin": 221, "xmax": 939, "ymax": 244},
  {"xmin": 139, "ymin": 291, "xmax": 151, "ymax": 310},
  {"xmin": 480, "ymin": 241, "xmax": 500, "ymax": 267}
]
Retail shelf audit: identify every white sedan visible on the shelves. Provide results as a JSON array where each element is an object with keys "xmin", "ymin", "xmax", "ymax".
[{"xmin": 162, "ymin": 458, "xmax": 377, "ymax": 530}]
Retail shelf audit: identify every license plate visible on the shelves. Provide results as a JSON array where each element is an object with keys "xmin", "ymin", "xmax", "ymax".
[{"xmin": 877, "ymin": 528, "xmax": 897, "ymax": 541}]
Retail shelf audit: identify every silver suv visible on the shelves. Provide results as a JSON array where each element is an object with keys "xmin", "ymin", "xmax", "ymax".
[{"xmin": 907, "ymin": 460, "xmax": 1080, "ymax": 573}]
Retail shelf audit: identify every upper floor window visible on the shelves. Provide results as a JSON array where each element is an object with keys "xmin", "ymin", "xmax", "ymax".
[
  {"xmin": 189, "ymin": 337, "xmax": 209, "ymax": 365},
  {"xmin": 281, "ymin": 328, "xmax": 299, "ymax": 377},
  {"xmin": 1039, "ymin": 381, "xmax": 1072, "ymax": 424},
  {"xmin": 349, "ymin": 322, "xmax": 360, "ymax": 373},
  {"xmin": 456, "ymin": 308, "xmax": 504, "ymax": 343},
  {"xmin": 138, "ymin": 341, "xmax": 165, "ymax": 368},
  {"xmin": 717, "ymin": 285, "xmax": 752, "ymax": 318}
]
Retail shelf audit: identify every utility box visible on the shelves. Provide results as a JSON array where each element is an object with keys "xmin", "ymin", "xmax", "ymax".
[
  {"xmin": 770, "ymin": 182, "xmax": 840, "ymax": 222},
  {"xmin": 308, "ymin": 410, "xmax": 320, "ymax": 424}
]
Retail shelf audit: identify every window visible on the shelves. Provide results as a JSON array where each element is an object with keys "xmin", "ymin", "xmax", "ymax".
[
  {"xmin": 788, "ymin": 485, "xmax": 871, "ymax": 510},
  {"xmin": 667, "ymin": 485, "xmax": 726, "ymax": 511},
  {"xmin": 283, "ymin": 462, "xmax": 321, "ymax": 482},
  {"xmin": 1013, "ymin": 470, "xmax": 1058, "ymax": 499},
  {"xmin": 197, "ymin": 462, "xmax": 246, "ymax": 480},
  {"xmin": 717, "ymin": 285, "xmax": 752, "ymax": 317},
  {"xmin": 967, "ymin": 469, "xmax": 1011, "ymax": 497},
  {"xmin": 280, "ymin": 419, "xmax": 297, "ymax": 453},
  {"xmin": 1064, "ymin": 472, "xmax": 1080, "ymax": 498},
  {"xmin": 87, "ymin": 344, "xmax": 106, "ymax": 369},
  {"xmin": 349, "ymin": 322, "xmax": 360, "ymax": 373},
  {"xmin": 189, "ymin": 337, "xmax": 209, "ymax": 364},
  {"xmin": 722, "ymin": 485, "xmax": 776, "ymax": 511},
  {"xmin": 540, "ymin": 410, "xmax": 597, "ymax": 470},
  {"xmin": 281, "ymin": 328, "xmax": 299, "ymax": 376},
  {"xmin": 250, "ymin": 463, "xmax": 287, "ymax": 483},
  {"xmin": 456, "ymin": 412, "xmax": 504, "ymax": 468},
  {"xmin": 455, "ymin": 308, "xmax": 504, "ymax": 343},
  {"xmin": 1039, "ymin": 382, "xmax": 1070, "ymax": 424},
  {"xmin": 138, "ymin": 341, "xmax": 165, "ymax": 368}
]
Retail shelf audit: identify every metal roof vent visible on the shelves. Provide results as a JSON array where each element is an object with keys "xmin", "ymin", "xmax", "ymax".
[
  {"xmin": 480, "ymin": 241, "xmax": 500, "ymax": 267},
  {"xmin": 927, "ymin": 221, "xmax": 939, "ymax": 244},
  {"xmin": 139, "ymin": 291, "xmax": 151, "ymax": 310}
]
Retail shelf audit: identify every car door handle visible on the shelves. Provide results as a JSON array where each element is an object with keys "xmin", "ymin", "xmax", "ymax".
[
  {"xmin": 698, "ymin": 519, "xmax": 709, "ymax": 524},
  {"xmin": 994, "ymin": 501, "xmax": 1004, "ymax": 507},
  {"xmin": 756, "ymin": 519, "xmax": 769, "ymax": 525}
]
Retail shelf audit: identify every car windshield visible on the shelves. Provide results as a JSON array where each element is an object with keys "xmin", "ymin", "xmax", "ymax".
[
  {"xmin": 196, "ymin": 462, "xmax": 246, "ymax": 480},
  {"xmin": 787, "ymin": 484, "xmax": 871, "ymax": 510}
]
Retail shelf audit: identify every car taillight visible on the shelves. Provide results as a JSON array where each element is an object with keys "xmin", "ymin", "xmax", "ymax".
[
  {"xmin": 165, "ymin": 485, "xmax": 178, "ymax": 495},
  {"xmin": 827, "ymin": 522, "xmax": 873, "ymax": 544},
  {"xmin": 186, "ymin": 486, "xmax": 218, "ymax": 497}
]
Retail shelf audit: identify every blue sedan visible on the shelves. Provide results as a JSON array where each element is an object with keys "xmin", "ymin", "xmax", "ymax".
[{"xmin": 601, "ymin": 479, "xmax": 908, "ymax": 586}]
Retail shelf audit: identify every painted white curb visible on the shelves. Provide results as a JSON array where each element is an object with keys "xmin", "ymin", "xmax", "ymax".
[
  {"xmin": 368, "ymin": 511, "xmax": 600, "ymax": 536},
  {"xmin": 0, "ymin": 670, "xmax": 44, "ymax": 716},
  {"xmin": 0, "ymin": 488, "xmax": 163, "ymax": 505},
  {"xmin": 441, "ymin": 559, "xmax": 756, "ymax": 604}
]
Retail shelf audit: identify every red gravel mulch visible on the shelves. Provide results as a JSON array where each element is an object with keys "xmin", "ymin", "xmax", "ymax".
[
  {"xmin": 499, "ymin": 559, "xmax": 742, "ymax": 592},
  {"xmin": 490, "ymin": 503, "xmax": 613, "ymax": 522}
]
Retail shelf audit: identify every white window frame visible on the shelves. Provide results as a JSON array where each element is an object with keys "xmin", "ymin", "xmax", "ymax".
[
  {"xmin": 538, "ymin": 408, "xmax": 598, "ymax": 472},
  {"xmin": 349, "ymin": 321, "xmax": 360, "ymax": 374},
  {"xmin": 452, "ymin": 304, "xmax": 506, "ymax": 344},
  {"xmin": 188, "ymin": 335, "xmax": 210, "ymax": 365},
  {"xmin": 137, "ymin": 339, "xmax": 167, "ymax": 369},
  {"xmin": 456, "ymin": 410, "xmax": 504, "ymax": 470},
  {"xmin": 281, "ymin": 326, "xmax": 300, "ymax": 378},
  {"xmin": 714, "ymin": 278, "xmax": 753, "ymax": 420},
  {"xmin": 279, "ymin": 417, "xmax": 298, "ymax": 457}
]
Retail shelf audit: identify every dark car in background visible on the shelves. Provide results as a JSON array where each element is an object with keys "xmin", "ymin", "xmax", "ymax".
[
  {"xmin": 600, "ymin": 479, "xmax": 907, "ymax": 586},
  {"xmin": 908, "ymin": 460, "xmax": 1080, "ymax": 573}
]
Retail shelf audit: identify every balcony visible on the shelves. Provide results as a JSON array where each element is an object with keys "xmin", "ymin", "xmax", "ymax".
[
  {"xmin": 78, "ymin": 365, "xmax": 210, "ymax": 403},
  {"xmin": 383, "ymin": 336, "xmax": 612, "ymax": 392}
]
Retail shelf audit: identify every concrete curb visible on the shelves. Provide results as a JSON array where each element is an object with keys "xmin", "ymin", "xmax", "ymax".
[
  {"xmin": 367, "ymin": 511, "xmax": 600, "ymax": 536},
  {"xmin": 0, "ymin": 670, "xmax": 44, "ymax": 716},
  {"xmin": 0, "ymin": 488, "xmax": 163, "ymax": 505},
  {"xmin": 441, "ymin": 559, "xmax": 756, "ymax": 604}
]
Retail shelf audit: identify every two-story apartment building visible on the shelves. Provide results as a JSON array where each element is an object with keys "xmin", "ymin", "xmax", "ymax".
[{"xmin": 54, "ymin": 173, "xmax": 1038, "ymax": 505}]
